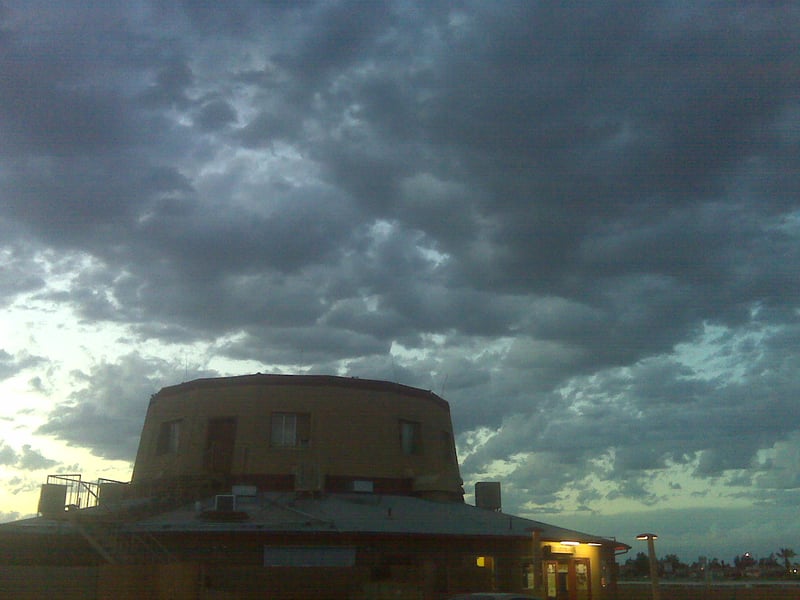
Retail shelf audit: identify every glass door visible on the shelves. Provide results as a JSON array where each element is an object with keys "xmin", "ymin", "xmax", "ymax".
[
  {"xmin": 574, "ymin": 558, "xmax": 591, "ymax": 600},
  {"xmin": 544, "ymin": 558, "xmax": 591, "ymax": 600}
]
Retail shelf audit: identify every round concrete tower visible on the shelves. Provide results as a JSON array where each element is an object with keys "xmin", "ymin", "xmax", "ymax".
[{"xmin": 131, "ymin": 374, "xmax": 464, "ymax": 502}]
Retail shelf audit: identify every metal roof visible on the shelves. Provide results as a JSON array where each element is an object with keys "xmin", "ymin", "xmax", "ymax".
[
  {"xmin": 127, "ymin": 492, "xmax": 627, "ymax": 549},
  {"xmin": 0, "ymin": 492, "xmax": 629, "ymax": 552}
]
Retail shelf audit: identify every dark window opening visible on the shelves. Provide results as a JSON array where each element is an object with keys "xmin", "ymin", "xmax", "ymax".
[
  {"xmin": 399, "ymin": 420, "xmax": 422, "ymax": 455},
  {"xmin": 271, "ymin": 412, "xmax": 311, "ymax": 448},
  {"xmin": 441, "ymin": 429, "xmax": 456, "ymax": 460},
  {"xmin": 155, "ymin": 419, "xmax": 181, "ymax": 455},
  {"xmin": 205, "ymin": 417, "xmax": 237, "ymax": 474}
]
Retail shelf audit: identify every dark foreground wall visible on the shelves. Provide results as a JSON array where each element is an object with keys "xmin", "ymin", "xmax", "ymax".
[
  {"xmin": 617, "ymin": 581, "xmax": 800, "ymax": 600},
  {"xmin": 0, "ymin": 563, "xmax": 200, "ymax": 600},
  {"xmin": 0, "ymin": 566, "xmax": 98, "ymax": 600}
]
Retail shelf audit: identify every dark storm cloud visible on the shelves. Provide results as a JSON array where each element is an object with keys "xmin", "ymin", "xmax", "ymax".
[
  {"xmin": 194, "ymin": 100, "xmax": 238, "ymax": 132},
  {"xmin": 0, "ymin": 239, "xmax": 48, "ymax": 306},
  {"xmin": 36, "ymin": 353, "xmax": 216, "ymax": 460},
  {"xmin": 1, "ymin": 0, "xmax": 799, "ymax": 524}
]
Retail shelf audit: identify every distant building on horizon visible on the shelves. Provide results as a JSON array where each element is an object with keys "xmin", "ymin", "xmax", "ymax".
[{"xmin": 0, "ymin": 373, "xmax": 629, "ymax": 599}]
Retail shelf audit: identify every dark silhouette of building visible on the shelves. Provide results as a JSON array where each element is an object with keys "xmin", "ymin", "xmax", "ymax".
[{"xmin": 0, "ymin": 374, "xmax": 628, "ymax": 599}]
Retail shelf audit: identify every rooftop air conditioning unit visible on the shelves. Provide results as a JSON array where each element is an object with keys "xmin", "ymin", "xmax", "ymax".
[
  {"xmin": 475, "ymin": 481, "xmax": 502, "ymax": 511},
  {"xmin": 231, "ymin": 484, "xmax": 257, "ymax": 498},
  {"xmin": 294, "ymin": 462, "xmax": 323, "ymax": 492},
  {"xmin": 215, "ymin": 494, "xmax": 236, "ymax": 512}
]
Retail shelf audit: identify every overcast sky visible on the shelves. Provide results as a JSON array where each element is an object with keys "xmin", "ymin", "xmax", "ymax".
[{"xmin": 1, "ymin": 1, "xmax": 799, "ymax": 562}]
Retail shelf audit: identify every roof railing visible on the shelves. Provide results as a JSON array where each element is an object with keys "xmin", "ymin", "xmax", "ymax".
[{"xmin": 45, "ymin": 474, "xmax": 130, "ymax": 511}]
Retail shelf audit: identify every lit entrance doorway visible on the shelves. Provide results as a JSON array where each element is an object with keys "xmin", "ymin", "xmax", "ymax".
[{"xmin": 544, "ymin": 558, "xmax": 591, "ymax": 600}]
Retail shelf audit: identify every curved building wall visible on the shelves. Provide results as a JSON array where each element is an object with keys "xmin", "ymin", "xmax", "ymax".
[{"xmin": 131, "ymin": 374, "xmax": 463, "ymax": 501}]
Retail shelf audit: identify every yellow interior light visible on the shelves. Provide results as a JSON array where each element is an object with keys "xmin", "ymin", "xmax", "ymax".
[{"xmin": 476, "ymin": 556, "xmax": 486, "ymax": 567}]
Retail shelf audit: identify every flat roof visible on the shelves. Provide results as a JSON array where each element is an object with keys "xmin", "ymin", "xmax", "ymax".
[
  {"xmin": 117, "ymin": 493, "xmax": 627, "ymax": 549},
  {"xmin": 153, "ymin": 374, "xmax": 450, "ymax": 410},
  {"xmin": 0, "ymin": 493, "xmax": 629, "ymax": 552}
]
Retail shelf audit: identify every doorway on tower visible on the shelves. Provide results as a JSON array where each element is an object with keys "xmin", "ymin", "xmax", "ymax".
[{"xmin": 204, "ymin": 417, "xmax": 237, "ymax": 476}]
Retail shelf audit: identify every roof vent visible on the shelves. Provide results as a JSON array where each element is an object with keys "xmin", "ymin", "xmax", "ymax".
[{"xmin": 475, "ymin": 481, "xmax": 502, "ymax": 511}]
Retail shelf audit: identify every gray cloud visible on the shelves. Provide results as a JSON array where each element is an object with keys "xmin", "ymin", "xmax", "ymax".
[
  {"xmin": 16, "ymin": 446, "xmax": 58, "ymax": 471},
  {"xmin": 0, "ymin": 350, "xmax": 47, "ymax": 382},
  {"xmin": 0, "ymin": 511, "xmax": 22, "ymax": 524},
  {"xmin": 565, "ymin": 502, "xmax": 800, "ymax": 561},
  {"xmin": 0, "ymin": 442, "xmax": 58, "ymax": 471},
  {"xmin": 0, "ymin": 443, "xmax": 16, "ymax": 466},
  {"xmin": 1, "ymin": 0, "xmax": 799, "ymax": 558}
]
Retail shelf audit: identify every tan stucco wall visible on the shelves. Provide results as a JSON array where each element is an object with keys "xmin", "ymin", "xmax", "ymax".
[{"xmin": 131, "ymin": 375, "xmax": 462, "ymax": 498}]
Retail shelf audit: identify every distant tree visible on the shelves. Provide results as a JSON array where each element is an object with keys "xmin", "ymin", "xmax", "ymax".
[
  {"xmin": 626, "ymin": 552, "xmax": 650, "ymax": 577},
  {"xmin": 734, "ymin": 552, "xmax": 756, "ymax": 576},
  {"xmin": 777, "ymin": 548, "xmax": 796, "ymax": 574},
  {"xmin": 760, "ymin": 553, "xmax": 779, "ymax": 568},
  {"xmin": 661, "ymin": 553, "xmax": 686, "ymax": 575},
  {"xmin": 662, "ymin": 554, "xmax": 679, "ymax": 568}
]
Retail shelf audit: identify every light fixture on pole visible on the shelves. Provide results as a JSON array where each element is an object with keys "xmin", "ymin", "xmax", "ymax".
[{"xmin": 636, "ymin": 533, "xmax": 660, "ymax": 600}]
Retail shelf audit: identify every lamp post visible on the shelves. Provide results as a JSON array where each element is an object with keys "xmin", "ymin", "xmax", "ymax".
[{"xmin": 636, "ymin": 533, "xmax": 660, "ymax": 600}]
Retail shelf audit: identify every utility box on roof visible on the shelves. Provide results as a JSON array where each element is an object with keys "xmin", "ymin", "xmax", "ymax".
[
  {"xmin": 475, "ymin": 481, "xmax": 502, "ymax": 511},
  {"xmin": 38, "ymin": 484, "xmax": 67, "ymax": 517}
]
